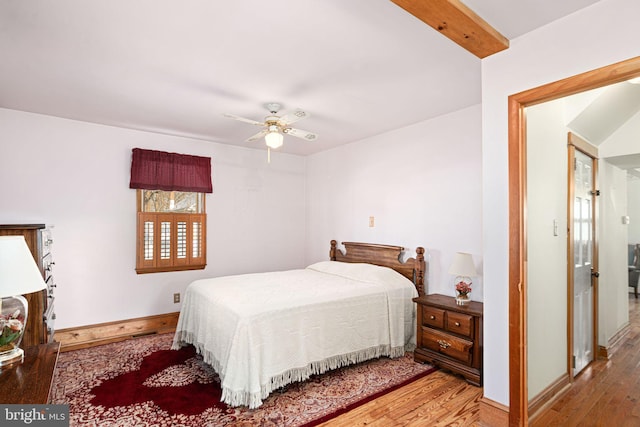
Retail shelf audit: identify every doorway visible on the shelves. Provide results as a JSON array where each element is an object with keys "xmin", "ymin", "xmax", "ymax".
[{"xmin": 508, "ymin": 56, "xmax": 640, "ymax": 425}]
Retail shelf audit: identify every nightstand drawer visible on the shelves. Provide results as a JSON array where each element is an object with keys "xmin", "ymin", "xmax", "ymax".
[
  {"xmin": 422, "ymin": 306, "xmax": 445, "ymax": 329},
  {"xmin": 421, "ymin": 326, "xmax": 473, "ymax": 364},
  {"xmin": 446, "ymin": 311, "xmax": 473, "ymax": 337}
]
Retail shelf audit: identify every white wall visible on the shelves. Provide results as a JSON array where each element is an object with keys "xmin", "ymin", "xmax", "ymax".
[
  {"xmin": 599, "ymin": 161, "xmax": 630, "ymax": 343},
  {"xmin": 0, "ymin": 108, "xmax": 307, "ymax": 329},
  {"xmin": 306, "ymin": 105, "xmax": 483, "ymax": 299},
  {"xmin": 629, "ymin": 177, "xmax": 640, "ymax": 244},
  {"xmin": 2, "ymin": 104, "xmax": 483, "ymax": 332},
  {"xmin": 600, "ymin": 109, "xmax": 640, "ymax": 244},
  {"xmin": 482, "ymin": 0, "xmax": 640, "ymax": 406},
  {"xmin": 525, "ymin": 101, "xmax": 569, "ymax": 399},
  {"xmin": 600, "ymin": 109, "xmax": 640, "ymax": 243}
]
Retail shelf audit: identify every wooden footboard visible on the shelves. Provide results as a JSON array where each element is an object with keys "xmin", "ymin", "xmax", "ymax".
[{"xmin": 330, "ymin": 240, "xmax": 426, "ymax": 296}]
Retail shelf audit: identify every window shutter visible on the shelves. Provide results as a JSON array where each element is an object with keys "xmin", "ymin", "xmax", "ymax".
[{"xmin": 136, "ymin": 212, "xmax": 206, "ymax": 274}]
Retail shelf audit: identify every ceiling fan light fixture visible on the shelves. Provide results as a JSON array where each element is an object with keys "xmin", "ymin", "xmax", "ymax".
[
  {"xmin": 223, "ymin": 103, "xmax": 317, "ymax": 150},
  {"xmin": 265, "ymin": 129, "xmax": 283, "ymax": 149}
]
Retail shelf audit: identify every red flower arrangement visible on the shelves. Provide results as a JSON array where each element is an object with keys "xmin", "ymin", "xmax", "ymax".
[{"xmin": 455, "ymin": 281, "xmax": 472, "ymax": 296}]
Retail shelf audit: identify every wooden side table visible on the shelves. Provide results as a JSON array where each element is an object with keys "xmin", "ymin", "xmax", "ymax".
[
  {"xmin": 413, "ymin": 294, "xmax": 483, "ymax": 386},
  {"xmin": 0, "ymin": 342, "xmax": 60, "ymax": 403}
]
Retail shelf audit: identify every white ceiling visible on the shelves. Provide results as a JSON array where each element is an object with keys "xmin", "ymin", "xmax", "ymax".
[
  {"xmin": 567, "ymin": 81, "xmax": 640, "ymax": 146},
  {"xmin": 564, "ymin": 81, "xmax": 640, "ymax": 177},
  {"xmin": 0, "ymin": 0, "xmax": 601, "ymax": 156}
]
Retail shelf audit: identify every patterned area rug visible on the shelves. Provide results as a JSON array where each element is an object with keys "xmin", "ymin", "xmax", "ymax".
[{"xmin": 51, "ymin": 333, "xmax": 436, "ymax": 426}]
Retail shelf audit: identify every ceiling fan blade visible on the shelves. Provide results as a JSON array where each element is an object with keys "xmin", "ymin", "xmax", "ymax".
[
  {"xmin": 246, "ymin": 129, "xmax": 268, "ymax": 142},
  {"xmin": 222, "ymin": 113, "xmax": 264, "ymax": 126},
  {"xmin": 285, "ymin": 127, "xmax": 318, "ymax": 141},
  {"xmin": 278, "ymin": 109, "xmax": 309, "ymax": 125}
]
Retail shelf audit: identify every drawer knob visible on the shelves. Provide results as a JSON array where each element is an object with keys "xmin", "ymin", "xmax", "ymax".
[
  {"xmin": 430, "ymin": 315, "xmax": 436, "ymax": 320},
  {"xmin": 437, "ymin": 339, "xmax": 451, "ymax": 349},
  {"xmin": 455, "ymin": 322, "xmax": 461, "ymax": 327}
]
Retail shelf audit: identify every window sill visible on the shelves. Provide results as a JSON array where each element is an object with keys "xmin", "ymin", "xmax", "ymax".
[{"xmin": 135, "ymin": 264, "xmax": 206, "ymax": 274}]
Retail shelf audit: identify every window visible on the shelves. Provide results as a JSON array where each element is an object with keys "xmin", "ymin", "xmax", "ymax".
[
  {"xmin": 129, "ymin": 148, "xmax": 213, "ymax": 274},
  {"xmin": 136, "ymin": 190, "xmax": 206, "ymax": 274}
]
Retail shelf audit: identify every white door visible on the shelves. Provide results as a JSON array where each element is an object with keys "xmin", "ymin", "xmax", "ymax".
[{"xmin": 572, "ymin": 149, "xmax": 596, "ymax": 375}]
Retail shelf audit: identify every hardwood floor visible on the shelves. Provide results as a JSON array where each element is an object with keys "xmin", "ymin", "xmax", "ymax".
[
  {"xmin": 530, "ymin": 295, "xmax": 640, "ymax": 427},
  {"xmin": 318, "ymin": 369, "xmax": 482, "ymax": 427},
  {"xmin": 321, "ymin": 294, "xmax": 640, "ymax": 427}
]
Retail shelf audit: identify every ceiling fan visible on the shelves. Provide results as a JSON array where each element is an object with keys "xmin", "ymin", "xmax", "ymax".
[{"xmin": 223, "ymin": 103, "xmax": 318, "ymax": 150}]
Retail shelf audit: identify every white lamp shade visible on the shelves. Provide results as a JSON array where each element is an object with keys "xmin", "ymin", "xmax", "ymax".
[
  {"xmin": 265, "ymin": 131, "xmax": 284, "ymax": 149},
  {"xmin": 448, "ymin": 252, "xmax": 477, "ymax": 277},
  {"xmin": 0, "ymin": 236, "xmax": 47, "ymax": 297}
]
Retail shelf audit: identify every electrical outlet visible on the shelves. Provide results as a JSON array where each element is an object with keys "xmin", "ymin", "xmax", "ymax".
[
  {"xmin": 369, "ymin": 216, "xmax": 375, "ymax": 227},
  {"xmin": 173, "ymin": 293, "xmax": 180, "ymax": 303}
]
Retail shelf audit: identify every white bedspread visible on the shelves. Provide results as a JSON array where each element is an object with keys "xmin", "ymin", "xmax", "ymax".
[{"xmin": 172, "ymin": 261, "xmax": 418, "ymax": 408}]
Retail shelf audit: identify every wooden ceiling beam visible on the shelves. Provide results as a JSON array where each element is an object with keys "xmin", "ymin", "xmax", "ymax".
[{"xmin": 391, "ymin": 0, "xmax": 509, "ymax": 58}]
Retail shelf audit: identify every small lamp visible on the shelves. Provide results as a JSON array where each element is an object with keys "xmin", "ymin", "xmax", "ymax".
[
  {"xmin": 449, "ymin": 252, "xmax": 477, "ymax": 305},
  {"xmin": 0, "ymin": 236, "xmax": 46, "ymax": 367}
]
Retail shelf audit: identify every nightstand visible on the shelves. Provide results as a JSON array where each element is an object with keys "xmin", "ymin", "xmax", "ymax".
[{"xmin": 413, "ymin": 293, "xmax": 483, "ymax": 386}]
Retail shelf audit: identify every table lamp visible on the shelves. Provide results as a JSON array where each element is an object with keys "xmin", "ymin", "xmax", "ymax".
[{"xmin": 0, "ymin": 236, "xmax": 47, "ymax": 367}]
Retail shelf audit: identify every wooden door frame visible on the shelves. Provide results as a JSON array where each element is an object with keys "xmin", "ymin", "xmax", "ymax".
[{"xmin": 508, "ymin": 56, "xmax": 640, "ymax": 426}]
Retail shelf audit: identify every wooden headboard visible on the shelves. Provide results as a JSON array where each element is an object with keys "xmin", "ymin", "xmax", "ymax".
[{"xmin": 329, "ymin": 240, "xmax": 426, "ymax": 296}]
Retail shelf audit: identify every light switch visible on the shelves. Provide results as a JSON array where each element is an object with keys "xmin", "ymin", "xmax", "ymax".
[{"xmin": 369, "ymin": 216, "xmax": 375, "ymax": 227}]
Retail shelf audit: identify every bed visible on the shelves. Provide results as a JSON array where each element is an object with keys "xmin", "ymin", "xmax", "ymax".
[{"xmin": 172, "ymin": 240, "xmax": 426, "ymax": 408}]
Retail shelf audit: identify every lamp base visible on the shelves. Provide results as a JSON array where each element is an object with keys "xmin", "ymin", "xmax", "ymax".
[
  {"xmin": 0, "ymin": 347, "xmax": 24, "ymax": 367},
  {"xmin": 1, "ymin": 295, "xmax": 29, "ymax": 368}
]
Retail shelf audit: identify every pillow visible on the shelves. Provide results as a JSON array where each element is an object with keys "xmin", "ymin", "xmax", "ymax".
[{"xmin": 306, "ymin": 260, "xmax": 415, "ymax": 291}]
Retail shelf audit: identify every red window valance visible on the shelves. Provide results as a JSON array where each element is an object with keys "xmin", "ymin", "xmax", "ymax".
[{"xmin": 129, "ymin": 148, "xmax": 213, "ymax": 193}]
